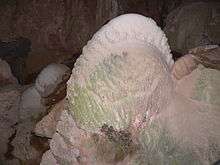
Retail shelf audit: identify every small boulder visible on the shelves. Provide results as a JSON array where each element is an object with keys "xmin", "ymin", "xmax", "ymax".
[
  {"xmin": 34, "ymin": 100, "xmax": 64, "ymax": 138},
  {"xmin": 35, "ymin": 63, "xmax": 71, "ymax": 98},
  {"xmin": 19, "ymin": 86, "xmax": 46, "ymax": 121}
]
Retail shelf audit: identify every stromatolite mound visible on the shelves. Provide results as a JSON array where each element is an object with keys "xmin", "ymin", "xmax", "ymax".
[{"xmin": 67, "ymin": 14, "xmax": 174, "ymax": 133}]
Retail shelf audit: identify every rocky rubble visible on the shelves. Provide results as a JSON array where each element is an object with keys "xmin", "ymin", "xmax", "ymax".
[{"xmin": 0, "ymin": 60, "xmax": 71, "ymax": 164}]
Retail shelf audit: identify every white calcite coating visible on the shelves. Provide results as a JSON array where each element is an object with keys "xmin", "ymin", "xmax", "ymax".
[
  {"xmin": 67, "ymin": 14, "xmax": 174, "ymax": 132},
  {"xmin": 69, "ymin": 14, "xmax": 173, "ymax": 86},
  {"xmin": 35, "ymin": 63, "xmax": 70, "ymax": 97}
]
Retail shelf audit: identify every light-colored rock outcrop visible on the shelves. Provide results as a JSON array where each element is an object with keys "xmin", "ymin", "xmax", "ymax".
[
  {"xmin": 35, "ymin": 63, "xmax": 70, "ymax": 98},
  {"xmin": 35, "ymin": 100, "xmax": 64, "ymax": 138},
  {"xmin": 19, "ymin": 86, "xmax": 46, "ymax": 121}
]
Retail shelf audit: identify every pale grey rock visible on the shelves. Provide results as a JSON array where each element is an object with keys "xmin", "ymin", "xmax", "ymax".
[
  {"xmin": 40, "ymin": 109, "xmax": 86, "ymax": 165},
  {"xmin": 34, "ymin": 100, "xmax": 64, "ymax": 138},
  {"xmin": 164, "ymin": 2, "xmax": 220, "ymax": 54},
  {"xmin": 40, "ymin": 150, "xmax": 58, "ymax": 165},
  {"xmin": 50, "ymin": 133, "xmax": 80, "ymax": 164},
  {"xmin": 19, "ymin": 86, "xmax": 46, "ymax": 121},
  {"xmin": 35, "ymin": 63, "xmax": 71, "ymax": 98},
  {"xmin": 56, "ymin": 109, "xmax": 82, "ymax": 145}
]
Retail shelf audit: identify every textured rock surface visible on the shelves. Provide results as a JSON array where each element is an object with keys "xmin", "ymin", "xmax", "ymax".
[
  {"xmin": 0, "ymin": 85, "xmax": 21, "ymax": 163},
  {"xmin": 35, "ymin": 63, "xmax": 71, "ymax": 98},
  {"xmin": 35, "ymin": 100, "xmax": 64, "ymax": 138},
  {"xmin": 176, "ymin": 65, "xmax": 220, "ymax": 106},
  {"xmin": 40, "ymin": 150, "xmax": 58, "ymax": 165},
  {"xmin": 164, "ymin": 2, "xmax": 220, "ymax": 54},
  {"xmin": 41, "ymin": 14, "xmax": 220, "ymax": 165},
  {"xmin": 11, "ymin": 120, "xmax": 40, "ymax": 162},
  {"xmin": 19, "ymin": 86, "xmax": 46, "ymax": 121},
  {"xmin": 190, "ymin": 45, "xmax": 220, "ymax": 70},
  {"xmin": 172, "ymin": 54, "xmax": 198, "ymax": 80},
  {"xmin": 166, "ymin": 66, "xmax": 220, "ymax": 164},
  {"xmin": 172, "ymin": 45, "xmax": 220, "ymax": 80},
  {"xmin": 0, "ymin": 59, "xmax": 18, "ymax": 86},
  {"xmin": 67, "ymin": 14, "xmax": 173, "ymax": 133}
]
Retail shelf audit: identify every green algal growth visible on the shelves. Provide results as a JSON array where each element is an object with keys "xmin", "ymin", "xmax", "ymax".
[{"xmin": 68, "ymin": 54, "xmax": 134, "ymax": 132}]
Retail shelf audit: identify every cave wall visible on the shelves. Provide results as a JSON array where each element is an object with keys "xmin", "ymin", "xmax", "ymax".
[{"xmin": 0, "ymin": 0, "xmax": 217, "ymax": 82}]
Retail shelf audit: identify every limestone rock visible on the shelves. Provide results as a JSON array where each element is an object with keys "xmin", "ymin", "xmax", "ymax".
[
  {"xmin": 0, "ymin": 59, "xmax": 18, "ymax": 86},
  {"xmin": 67, "ymin": 14, "xmax": 174, "ymax": 133},
  {"xmin": 34, "ymin": 100, "xmax": 64, "ymax": 138},
  {"xmin": 172, "ymin": 54, "xmax": 198, "ymax": 80},
  {"xmin": 41, "ymin": 13, "xmax": 220, "ymax": 165},
  {"xmin": 35, "ymin": 63, "xmax": 71, "ymax": 102},
  {"xmin": 164, "ymin": 2, "xmax": 220, "ymax": 54},
  {"xmin": 19, "ymin": 86, "xmax": 46, "ymax": 121},
  {"xmin": 40, "ymin": 109, "xmax": 88, "ymax": 165},
  {"xmin": 11, "ymin": 120, "xmax": 44, "ymax": 164},
  {"xmin": 40, "ymin": 150, "xmax": 58, "ymax": 165},
  {"xmin": 176, "ymin": 65, "xmax": 220, "ymax": 106}
]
